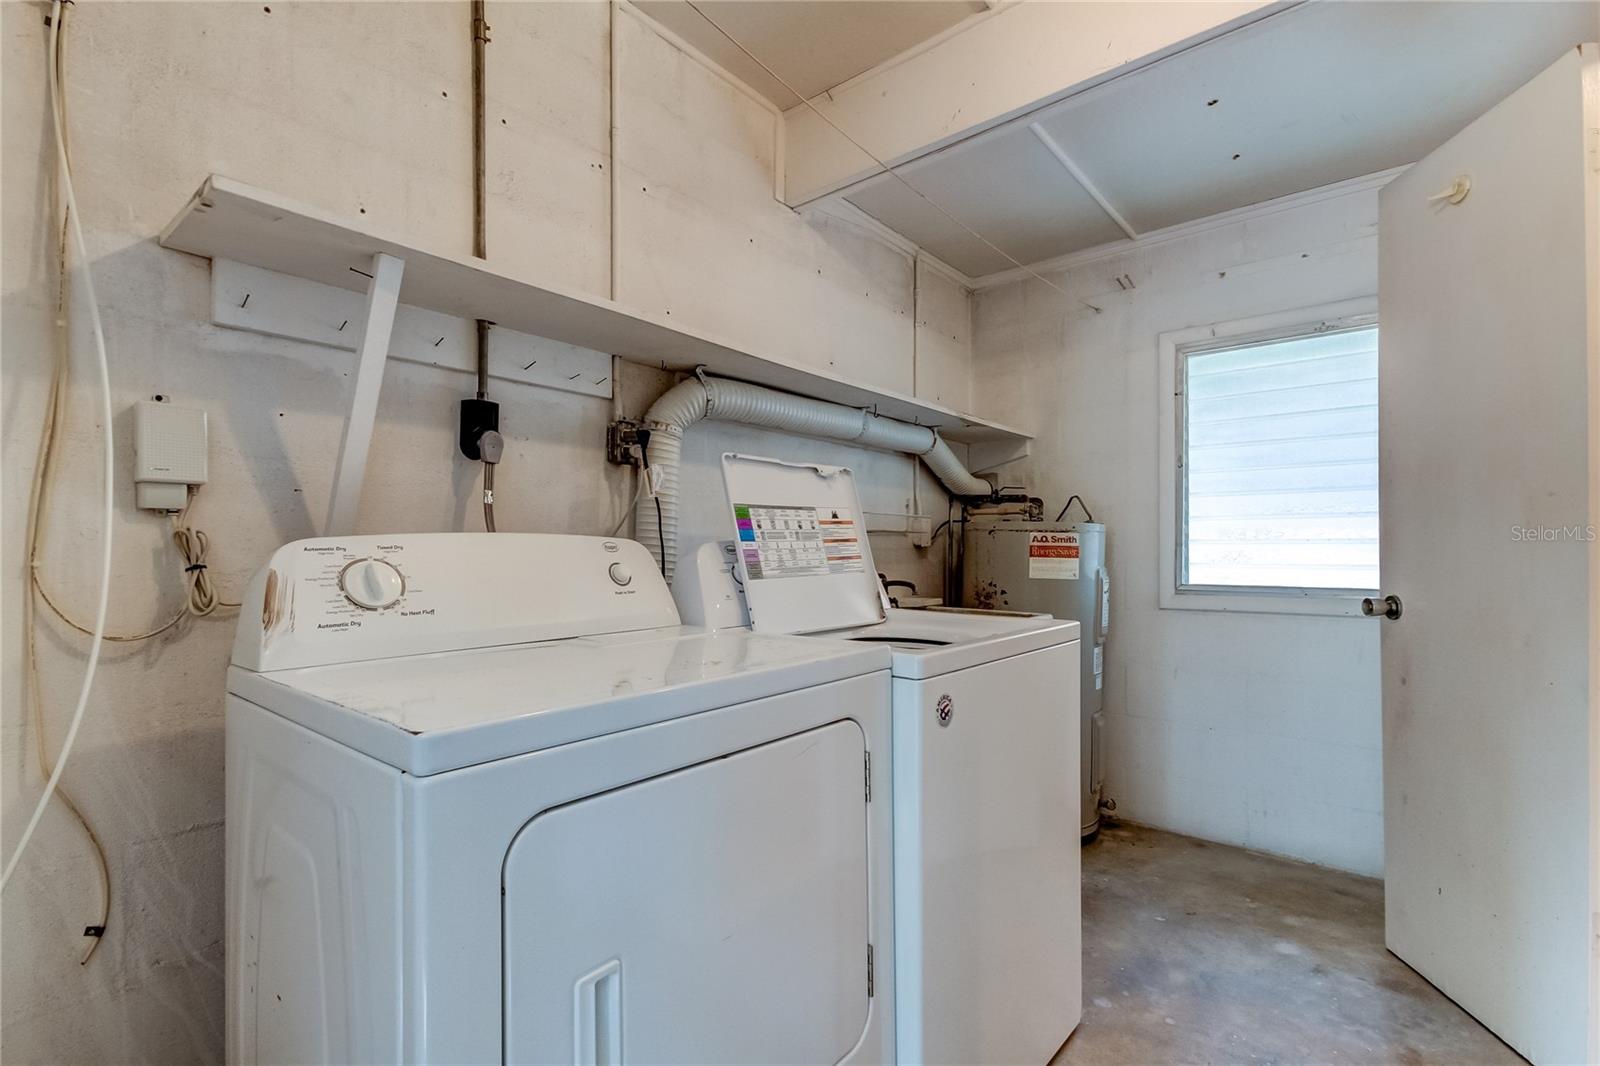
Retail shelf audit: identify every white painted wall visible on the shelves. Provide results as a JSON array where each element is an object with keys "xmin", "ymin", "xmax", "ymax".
[
  {"xmin": 0, "ymin": 3, "xmax": 968, "ymax": 1060},
  {"xmin": 913, "ymin": 256, "xmax": 974, "ymax": 410},
  {"xmin": 972, "ymin": 182, "xmax": 1385, "ymax": 875}
]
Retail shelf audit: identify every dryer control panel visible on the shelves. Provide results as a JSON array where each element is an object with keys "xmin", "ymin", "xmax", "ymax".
[{"xmin": 231, "ymin": 534, "xmax": 678, "ymax": 672}]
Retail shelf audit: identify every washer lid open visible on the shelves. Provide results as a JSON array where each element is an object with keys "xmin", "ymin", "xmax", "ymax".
[{"xmin": 720, "ymin": 453, "xmax": 886, "ymax": 635}]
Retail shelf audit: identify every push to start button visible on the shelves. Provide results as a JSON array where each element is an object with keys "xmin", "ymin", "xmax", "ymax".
[{"xmin": 607, "ymin": 562, "xmax": 633, "ymax": 587}]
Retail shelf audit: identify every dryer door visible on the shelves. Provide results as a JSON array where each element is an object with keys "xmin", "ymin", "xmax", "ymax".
[{"xmin": 503, "ymin": 720, "xmax": 871, "ymax": 1065}]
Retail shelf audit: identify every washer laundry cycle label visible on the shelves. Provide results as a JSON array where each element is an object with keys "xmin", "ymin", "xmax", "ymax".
[
  {"xmin": 1027, "ymin": 531, "xmax": 1081, "ymax": 580},
  {"xmin": 734, "ymin": 504, "xmax": 865, "ymax": 580}
]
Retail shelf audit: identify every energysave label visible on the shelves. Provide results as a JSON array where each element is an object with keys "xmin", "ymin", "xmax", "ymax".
[{"xmin": 1028, "ymin": 531, "xmax": 1080, "ymax": 580}]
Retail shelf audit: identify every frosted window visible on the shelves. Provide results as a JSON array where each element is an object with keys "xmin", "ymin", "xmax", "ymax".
[{"xmin": 1181, "ymin": 325, "xmax": 1379, "ymax": 591}]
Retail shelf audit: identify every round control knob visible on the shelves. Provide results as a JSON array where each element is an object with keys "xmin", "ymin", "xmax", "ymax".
[
  {"xmin": 340, "ymin": 558, "xmax": 405, "ymax": 609},
  {"xmin": 607, "ymin": 562, "xmax": 633, "ymax": 587}
]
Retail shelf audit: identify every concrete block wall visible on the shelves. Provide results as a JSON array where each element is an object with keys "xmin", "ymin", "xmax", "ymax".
[
  {"xmin": 971, "ymin": 184, "xmax": 1385, "ymax": 876},
  {"xmin": 0, "ymin": 3, "xmax": 970, "ymax": 1060}
]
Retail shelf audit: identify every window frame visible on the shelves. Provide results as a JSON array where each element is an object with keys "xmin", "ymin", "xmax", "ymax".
[{"xmin": 1157, "ymin": 297, "xmax": 1380, "ymax": 617}]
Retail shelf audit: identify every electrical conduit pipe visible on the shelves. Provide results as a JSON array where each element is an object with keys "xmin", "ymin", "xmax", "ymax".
[{"xmin": 634, "ymin": 375, "xmax": 992, "ymax": 581}]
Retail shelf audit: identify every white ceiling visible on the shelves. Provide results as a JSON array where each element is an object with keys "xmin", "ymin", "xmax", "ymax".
[
  {"xmin": 842, "ymin": 1, "xmax": 1600, "ymax": 277},
  {"xmin": 634, "ymin": 0, "xmax": 987, "ymax": 105}
]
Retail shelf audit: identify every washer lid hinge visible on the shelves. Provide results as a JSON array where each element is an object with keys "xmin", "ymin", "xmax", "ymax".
[
  {"xmin": 867, "ymin": 943, "xmax": 875, "ymax": 998},
  {"xmin": 864, "ymin": 751, "xmax": 871, "ymax": 803}
]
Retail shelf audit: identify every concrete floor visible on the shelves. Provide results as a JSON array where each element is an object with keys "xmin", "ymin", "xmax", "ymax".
[{"xmin": 1053, "ymin": 823, "xmax": 1520, "ymax": 1065}]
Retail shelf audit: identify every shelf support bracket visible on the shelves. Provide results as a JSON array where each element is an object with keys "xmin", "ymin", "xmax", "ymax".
[{"xmin": 325, "ymin": 252, "xmax": 405, "ymax": 536}]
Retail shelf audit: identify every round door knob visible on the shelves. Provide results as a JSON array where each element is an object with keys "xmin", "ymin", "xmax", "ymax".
[
  {"xmin": 1361, "ymin": 594, "xmax": 1402, "ymax": 620},
  {"xmin": 608, "ymin": 562, "xmax": 632, "ymax": 587},
  {"xmin": 340, "ymin": 558, "xmax": 405, "ymax": 609}
]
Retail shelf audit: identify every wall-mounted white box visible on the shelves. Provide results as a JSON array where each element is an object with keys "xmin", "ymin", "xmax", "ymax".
[{"xmin": 133, "ymin": 400, "xmax": 208, "ymax": 510}]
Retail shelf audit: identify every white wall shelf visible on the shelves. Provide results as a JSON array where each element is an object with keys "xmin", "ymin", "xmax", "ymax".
[{"xmin": 159, "ymin": 175, "xmax": 1030, "ymax": 448}]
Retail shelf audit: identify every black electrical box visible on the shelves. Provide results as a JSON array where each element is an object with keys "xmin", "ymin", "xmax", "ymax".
[{"xmin": 459, "ymin": 397, "xmax": 500, "ymax": 460}]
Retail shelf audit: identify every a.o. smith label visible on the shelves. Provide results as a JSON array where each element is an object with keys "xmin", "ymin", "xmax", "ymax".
[{"xmin": 1027, "ymin": 531, "xmax": 1080, "ymax": 580}]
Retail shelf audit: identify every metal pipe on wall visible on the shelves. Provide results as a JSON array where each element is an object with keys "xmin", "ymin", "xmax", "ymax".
[
  {"xmin": 470, "ymin": 0, "xmax": 496, "ymax": 531},
  {"xmin": 471, "ymin": 0, "xmax": 488, "ymax": 263}
]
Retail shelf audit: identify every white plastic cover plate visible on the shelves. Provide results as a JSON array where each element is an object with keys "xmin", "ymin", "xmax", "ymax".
[{"xmin": 720, "ymin": 454, "xmax": 885, "ymax": 635}]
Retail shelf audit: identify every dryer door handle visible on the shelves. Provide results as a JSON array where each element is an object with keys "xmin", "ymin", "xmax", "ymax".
[{"xmin": 574, "ymin": 958, "xmax": 623, "ymax": 1065}]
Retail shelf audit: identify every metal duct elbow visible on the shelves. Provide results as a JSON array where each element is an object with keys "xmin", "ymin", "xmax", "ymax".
[
  {"xmin": 634, "ymin": 374, "xmax": 992, "ymax": 581},
  {"xmin": 921, "ymin": 437, "xmax": 992, "ymax": 498}
]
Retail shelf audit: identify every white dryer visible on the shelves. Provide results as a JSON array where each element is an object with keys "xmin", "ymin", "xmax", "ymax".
[
  {"xmin": 676, "ymin": 455, "xmax": 1084, "ymax": 1065},
  {"xmin": 225, "ymin": 533, "xmax": 896, "ymax": 1065}
]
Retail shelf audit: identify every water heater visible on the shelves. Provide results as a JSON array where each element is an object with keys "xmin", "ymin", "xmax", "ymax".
[{"xmin": 962, "ymin": 516, "xmax": 1110, "ymax": 839}]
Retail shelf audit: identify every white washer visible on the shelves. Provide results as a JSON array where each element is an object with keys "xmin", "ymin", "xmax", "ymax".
[
  {"xmin": 677, "ymin": 455, "xmax": 1084, "ymax": 1065},
  {"xmin": 225, "ymin": 532, "xmax": 896, "ymax": 1065}
]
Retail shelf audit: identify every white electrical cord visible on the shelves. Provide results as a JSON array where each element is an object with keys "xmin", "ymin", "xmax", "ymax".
[
  {"xmin": 171, "ymin": 516, "xmax": 227, "ymax": 616},
  {"xmin": 18, "ymin": 0, "xmax": 110, "ymax": 962},
  {"xmin": 34, "ymin": 495, "xmax": 238, "ymax": 647},
  {"xmin": 3, "ymin": 0, "xmax": 116, "ymax": 894}
]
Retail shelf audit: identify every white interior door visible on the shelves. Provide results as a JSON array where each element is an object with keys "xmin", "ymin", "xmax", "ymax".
[{"xmin": 1377, "ymin": 43, "xmax": 1599, "ymax": 1065}]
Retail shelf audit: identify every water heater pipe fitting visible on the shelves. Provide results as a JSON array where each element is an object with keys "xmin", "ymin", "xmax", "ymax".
[{"xmin": 634, "ymin": 374, "xmax": 992, "ymax": 581}]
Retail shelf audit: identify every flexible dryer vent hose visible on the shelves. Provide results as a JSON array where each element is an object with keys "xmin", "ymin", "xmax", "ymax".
[{"xmin": 635, "ymin": 375, "xmax": 992, "ymax": 581}]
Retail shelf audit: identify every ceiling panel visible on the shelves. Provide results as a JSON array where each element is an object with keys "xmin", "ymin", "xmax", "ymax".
[
  {"xmin": 633, "ymin": 0, "xmax": 986, "ymax": 105},
  {"xmin": 825, "ymin": 0, "xmax": 1596, "ymax": 278},
  {"xmin": 845, "ymin": 127, "xmax": 1131, "ymax": 276},
  {"xmin": 1032, "ymin": 1, "xmax": 1598, "ymax": 234}
]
